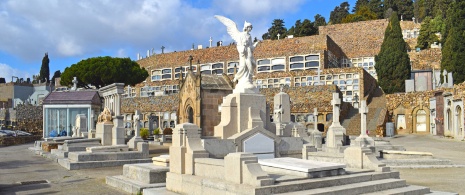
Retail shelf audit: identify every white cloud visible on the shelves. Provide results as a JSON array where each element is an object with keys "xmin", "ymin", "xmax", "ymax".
[
  {"xmin": 0, "ymin": 0, "xmax": 308, "ymax": 63},
  {"xmin": 116, "ymin": 49, "xmax": 127, "ymax": 58},
  {"xmin": 0, "ymin": 63, "xmax": 32, "ymax": 81}
]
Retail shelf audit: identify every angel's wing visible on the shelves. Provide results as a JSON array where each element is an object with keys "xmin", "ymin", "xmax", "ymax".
[{"xmin": 215, "ymin": 15, "xmax": 241, "ymax": 42}]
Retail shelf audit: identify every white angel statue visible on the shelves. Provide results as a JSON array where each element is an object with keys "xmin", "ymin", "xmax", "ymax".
[{"xmin": 215, "ymin": 15, "xmax": 259, "ymax": 91}]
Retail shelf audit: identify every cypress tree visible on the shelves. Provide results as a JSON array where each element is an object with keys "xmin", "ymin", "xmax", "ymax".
[
  {"xmin": 441, "ymin": 1, "xmax": 465, "ymax": 84},
  {"xmin": 39, "ymin": 53, "xmax": 50, "ymax": 83},
  {"xmin": 375, "ymin": 12, "xmax": 411, "ymax": 94}
]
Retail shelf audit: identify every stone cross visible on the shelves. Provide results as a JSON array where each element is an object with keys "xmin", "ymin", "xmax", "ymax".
[
  {"xmin": 72, "ymin": 77, "xmax": 78, "ymax": 91},
  {"xmin": 313, "ymin": 108, "xmax": 318, "ymax": 131},
  {"xmin": 277, "ymin": 33, "xmax": 280, "ymax": 40},
  {"xmin": 133, "ymin": 110, "xmax": 142, "ymax": 137},
  {"xmin": 161, "ymin": 46, "xmax": 165, "ymax": 54},
  {"xmin": 359, "ymin": 100, "xmax": 368, "ymax": 136},
  {"xmin": 209, "ymin": 37, "xmax": 213, "ymax": 47},
  {"xmin": 151, "ymin": 48, "xmax": 154, "ymax": 55},
  {"xmin": 331, "ymin": 93, "xmax": 341, "ymax": 126}
]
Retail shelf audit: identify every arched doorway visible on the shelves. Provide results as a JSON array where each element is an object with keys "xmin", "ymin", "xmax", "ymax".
[
  {"xmin": 187, "ymin": 106, "xmax": 194, "ymax": 123},
  {"xmin": 456, "ymin": 106, "xmax": 462, "ymax": 137},
  {"xmin": 416, "ymin": 109, "xmax": 427, "ymax": 132},
  {"xmin": 447, "ymin": 109, "xmax": 452, "ymax": 132}
]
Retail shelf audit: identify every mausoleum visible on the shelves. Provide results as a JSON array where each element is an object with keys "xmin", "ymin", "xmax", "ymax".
[{"xmin": 42, "ymin": 91, "xmax": 101, "ymax": 138}]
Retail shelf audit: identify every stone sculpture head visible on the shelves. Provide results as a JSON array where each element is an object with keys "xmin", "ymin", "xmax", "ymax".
[{"xmin": 243, "ymin": 21, "xmax": 252, "ymax": 32}]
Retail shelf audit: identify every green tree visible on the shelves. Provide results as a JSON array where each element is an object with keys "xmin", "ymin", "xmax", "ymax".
[
  {"xmin": 262, "ymin": 19, "xmax": 287, "ymax": 40},
  {"xmin": 287, "ymin": 19, "xmax": 302, "ymax": 36},
  {"xmin": 353, "ymin": 0, "xmax": 369, "ymax": 13},
  {"xmin": 441, "ymin": 1, "xmax": 465, "ymax": 84},
  {"xmin": 329, "ymin": 2, "xmax": 350, "ymax": 24},
  {"xmin": 314, "ymin": 14, "xmax": 327, "ymax": 27},
  {"xmin": 375, "ymin": 12, "xmax": 411, "ymax": 94},
  {"xmin": 51, "ymin": 70, "xmax": 61, "ymax": 85},
  {"xmin": 39, "ymin": 53, "xmax": 50, "ymax": 83},
  {"xmin": 342, "ymin": 5, "xmax": 378, "ymax": 23},
  {"xmin": 368, "ymin": 0, "xmax": 384, "ymax": 19},
  {"xmin": 313, "ymin": 14, "xmax": 327, "ymax": 34},
  {"xmin": 299, "ymin": 19, "xmax": 317, "ymax": 36},
  {"xmin": 60, "ymin": 56, "xmax": 148, "ymax": 89},
  {"xmin": 384, "ymin": 0, "xmax": 414, "ymax": 20},
  {"xmin": 415, "ymin": 17, "xmax": 439, "ymax": 49}
]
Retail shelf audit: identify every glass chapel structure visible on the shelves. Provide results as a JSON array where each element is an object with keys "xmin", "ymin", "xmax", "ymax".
[{"xmin": 42, "ymin": 91, "xmax": 101, "ymax": 138}]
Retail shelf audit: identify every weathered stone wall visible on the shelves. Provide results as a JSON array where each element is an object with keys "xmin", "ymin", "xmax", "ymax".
[
  {"xmin": 122, "ymin": 94, "xmax": 179, "ymax": 113},
  {"xmin": 319, "ymin": 19, "xmax": 389, "ymax": 58},
  {"xmin": 409, "ymin": 49, "xmax": 441, "ymax": 70},
  {"xmin": 201, "ymin": 89, "xmax": 231, "ymax": 136},
  {"xmin": 16, "ymin": 104, "xmax": 43, "ymax": 135},
  {"xmin": 0, "ymin": 135, "xmax": 42, "ymax": 147}
]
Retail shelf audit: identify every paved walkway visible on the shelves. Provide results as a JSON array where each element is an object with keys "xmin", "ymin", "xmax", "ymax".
[
  {"xmin": 0, "ymin": 135, "xmax": 464, "ymax": 194},
  {"xmin": 0, "ymin": 144, "xmax": 169, "ymax": 195},
  {"xmin": 386, "ymin": 134, "xmax": 465, "ymax": 194}
]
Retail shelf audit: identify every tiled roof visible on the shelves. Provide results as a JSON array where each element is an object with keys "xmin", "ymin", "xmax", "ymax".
[
  {"xmin": 43, "ymin": 91, "xmax": 101, "ymax": 105},
  {"xmin": 200, "ymin": 74, "xmax": 233, "ymax": 90}
]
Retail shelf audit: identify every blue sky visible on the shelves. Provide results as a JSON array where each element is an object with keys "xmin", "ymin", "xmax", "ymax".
[{"xmin": 0, "ymin": 0, "xmax": 356, "ymax": 82}]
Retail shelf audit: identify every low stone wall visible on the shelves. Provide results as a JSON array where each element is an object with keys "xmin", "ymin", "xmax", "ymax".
[
  {"xmin": 0, "ymin": 135, "xmax": 42, "ymax": 147},
  {"xmin": 16, "ymin": 104, "xmax": 43, "ymax": 135}
]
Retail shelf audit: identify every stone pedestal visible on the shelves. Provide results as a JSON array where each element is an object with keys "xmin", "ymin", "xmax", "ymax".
[
  {"xmin": 352, "ymin": 135, "xmax": 375, "ymax": 148},
  {"xmin": 309, "ymin": 130, "xmax": 323, "ymax": 149},
  {"xmin": 214, "ymin": 92, "xmax": 267, "ymax": 139},
  {"xmin": 326, "ymin": 125, "xmax": 346, "ymax": 149},
  {"xmin": 112, "ymin": 116, "xmax": 126, "ymax": 145},
  {"xmin": 88, "ymin": 130, "xmax": 96, "ymax": 138},
  {"xmin": 96, "ymin": 122, "xmax": 113, "ymax": 146}
]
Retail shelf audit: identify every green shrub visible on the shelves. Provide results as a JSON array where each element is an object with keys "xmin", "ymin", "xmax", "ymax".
[
  {"xmin": 163, "ymin": 127, "xmax": 173, "ymax": 135},
  {"xmin": 153, "ymin": 128, "xmax": 160, "ymax": 135},
  {"xmin": 140, "ymin": 128, "xmax": 149, "ymax": 139}
]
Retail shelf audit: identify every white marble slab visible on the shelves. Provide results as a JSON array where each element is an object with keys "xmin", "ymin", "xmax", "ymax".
[
  {"xmin": 243, "ymin": 133, "xmax": 274, "ymax": 154},
  {"xmin": 258, "ymin": 157, "xmax": 345, "ymax": 172}
]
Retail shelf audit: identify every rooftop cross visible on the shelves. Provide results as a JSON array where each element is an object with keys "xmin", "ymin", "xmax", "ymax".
[
  {"xmin": 209, "ymin": 37, "xmax": 213, "ymax": 48},
  {"xmin": 161, "ymin": 46, "xmax": 165, "ymax": 54},
  {"xmin": 188, "ymin": 55, "xmax": 193, "ymax": 71}
]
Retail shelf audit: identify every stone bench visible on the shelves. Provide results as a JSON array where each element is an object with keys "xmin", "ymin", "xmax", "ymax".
[
  {"xmin": 380, "ymin": 150, "xmax": 433, "ymax": 159},
  {"xmin": 86, "ymin": 145, "xmax": 129, "ymax": 153}
]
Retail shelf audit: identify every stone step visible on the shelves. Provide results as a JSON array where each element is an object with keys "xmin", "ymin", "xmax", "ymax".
[
  {"xmin": 57, "ymin": 158, "xmax": 152, "ymax": 170},
  {"xmin": 274, "ymin": 178, "xmax": 407, "ymax": 195},
  {"xmin": 143, "ymin": 187, "xmax": 179, "ymax": 195},
  {"xmin": 362, "ymin": 185, "xmax": 430, "ymax": 195},
  {"xmin": 380, "ymin": 159, "xmax": 454, "ymax": 166},
  {"xmin": 123, "ymin": 163, "xmax": 169, "ymax": 183},
  {"xmin": 426, "ymin": 191, "xmax": 459, "ymax": 195},
  {"xmin": 258, "ymin": 171, "xmax": 400, "ymax": 194},
  {"xmin": 106, "ymin": 175, "xmax": 165, "ymax": 194}
]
